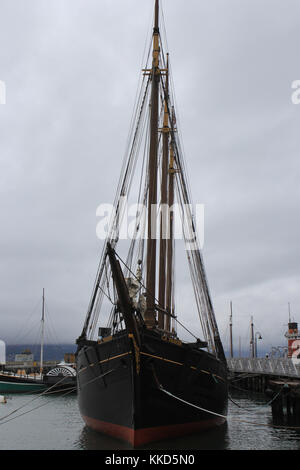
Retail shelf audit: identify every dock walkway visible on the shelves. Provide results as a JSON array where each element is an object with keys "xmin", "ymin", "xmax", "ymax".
[{"xmin": 227, "ymin": 357, "xmax": 300, "ymax": 379}]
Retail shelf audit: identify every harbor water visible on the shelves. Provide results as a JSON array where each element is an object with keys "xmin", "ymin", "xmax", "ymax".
[{"xmin": 0, "ymin": 390, "xmax": 299, "ymax": 450}]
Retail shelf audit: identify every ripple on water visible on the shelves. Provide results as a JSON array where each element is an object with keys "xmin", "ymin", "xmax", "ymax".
[{"xmin": 0, "ymin": 391, "xmax": 299, "ymax": 450}]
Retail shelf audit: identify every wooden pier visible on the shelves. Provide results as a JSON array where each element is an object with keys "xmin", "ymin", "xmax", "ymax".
[{"xmin": 228, "ymin": 358, "xmax": 300, "ymax": 424}]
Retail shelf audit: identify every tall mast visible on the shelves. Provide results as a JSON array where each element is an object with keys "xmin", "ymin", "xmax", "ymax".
[
  {"xmin": 166, "ymin": 133, "xmax": 175, "ymax": 331},
  {"xmin": 229, "ymin": 301, "xmax": 233, "ymax": 358},
  {"xmin": 145, "ymin": 0, "xmax": 160, "ymax": 327},
  {"xmin": 40, "ymin": 288, "xmax": 45, "ymax": 375},
  {"xmin": 158, "ymin": 54, "xmax": 169, "ymax": 329},
  {"xmin": 250, "ymin": 315, "xmax": 254, "ymax": 359}
]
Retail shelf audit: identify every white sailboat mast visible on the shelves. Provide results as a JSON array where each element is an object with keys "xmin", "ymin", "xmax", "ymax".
[{"xmin": 40, "ymin": 288, "xmax": 45, "ymax": 375}]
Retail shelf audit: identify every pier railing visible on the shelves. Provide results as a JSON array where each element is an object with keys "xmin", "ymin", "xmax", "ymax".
[{"xmin": 227, "ymin": 357, "xmax": 300, "ymax": 379}]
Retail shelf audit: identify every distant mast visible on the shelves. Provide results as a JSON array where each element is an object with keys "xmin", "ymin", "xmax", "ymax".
[
  {"xmin": 229, "ymin": 301, "xmax": 233, "ymax": 358},
  {"xmin": 250, "ymin": 316, "xmax": 255, "ymax": 358},
  {"xmin": 40, "ymin": 288, "xmax": 45, "ymax": 375}
]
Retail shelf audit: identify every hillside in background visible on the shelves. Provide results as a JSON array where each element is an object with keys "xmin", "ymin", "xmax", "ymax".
[
  {"xmin": 5, "ymin": 344, "xmax": 278, "ymax": 361},
  {"xmin": 6, "ymin": 344, "xmax": 77, "ymax": 362}
]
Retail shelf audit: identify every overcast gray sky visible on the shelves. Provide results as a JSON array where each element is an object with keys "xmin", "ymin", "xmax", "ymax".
[{"xmin": 0, "ymin": 0, "xmax": 299, "ymax": 355}]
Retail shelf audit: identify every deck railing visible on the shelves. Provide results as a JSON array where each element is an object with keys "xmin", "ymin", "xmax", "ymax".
[{"xmin": 227, "ymin": 357, "xmax": 300, "ymax": 378}]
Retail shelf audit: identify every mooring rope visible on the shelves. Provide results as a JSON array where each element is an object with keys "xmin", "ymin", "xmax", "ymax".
[
  {"xmin": 159, "ymin": 385, "xmax": 300, "ymax": 430},
  {"xmin": 265, "ymin": 385, "xmax": 287, "ymax": 406},
  {"xmin": 0, "ymin": 384, "xmax": 77, "ymax": 427},
  {"xmin": 227, "ymin": 384, "xmax": 287, "ymax": 412},
  {"xmin": 159, "ymin": 385, "xmax": 227, "ymax": 419},
  {"xmin": 0, "ymin": 374, "xmax": 71, "ymax": 422},
  {"xmin": 228, "ymin": 395, "xmax": 259, "ymax": 413},
  {"xmin": 0, "ymin": 368, "xmax": 116, "ymax": 427}
]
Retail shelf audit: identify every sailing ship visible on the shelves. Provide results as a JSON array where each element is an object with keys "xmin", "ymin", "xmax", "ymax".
[
  {"xmin": 76, "ymin": 0, "xmax": 228, "ymax": 447},
  {"xmin": 0, "ymin": 289, "xmax": 47, "ymax": 393},
  {"xmin": 0, "ymin": 289, "xmax": 77, "ymax": 393}
]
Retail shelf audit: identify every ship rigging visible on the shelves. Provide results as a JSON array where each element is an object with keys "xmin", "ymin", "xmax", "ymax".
[{"xmin": 76, "ymin": 0, "xmax": 228, "ymax": 447}]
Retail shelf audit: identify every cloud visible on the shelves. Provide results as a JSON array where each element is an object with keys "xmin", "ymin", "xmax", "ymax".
[{"xmin": 0, "ymin": 0, "xmax": 299, "ymax": 354}]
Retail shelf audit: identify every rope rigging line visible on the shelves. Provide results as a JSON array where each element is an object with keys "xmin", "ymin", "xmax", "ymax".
[
  {"xmin": 156, "ymin": 56, "xmax": 223, "ymax": 356},
  {"xmin": 0, "ymin": 374, "xmax": 71, "ymax": 422},
  {"xmin": 159, "ymin": 385, "xmax": 227, "ymax": 420},
  {"xmin": 114, "ymin": 250, "xmax": 200, "ymax": 341},
  {"xmin": 228, "ymin": 384, "xmax": 287, "ymax": 412},
  {"xmin": 82, "ymin": 14, "xmax": 176, "ymax": 341},
  {"xmin": 88, "ymin": 77, "xmax": 152, "ymax": 340},
  {"xmin": 81, "ymin": 11, "xmax": 225, "ymax": 359},
  {"xmin": 12, "ymin": 297, "xmax": 43, "ymax": 346},
  {"xmin": 174, "ymin": 178, "xmax": 212, "ymax": 348},
  {"xmin": 228, "ymin": 395, "xmax": 259, "ymax": 413},
  {"xmin": 0, "ymin": 385, "xmax": 78, "ymax": 428},
  {"xmin": 0, "ymin": 369, "xmax": 115, "ymax": 428},
  {"xmin": 98, "ymin": 284, "xmax": 115, "ymax": 307},
  {"xmin": 159, "ymin": 385, "xmax": 300, "ymax": 431},
  {"xmin": 82, "ymin": 72, "xmax": 152, "ymax": 340},
  {"xmin": 124, "ymin": 108, "xmax": 150, "ymax": 276}
]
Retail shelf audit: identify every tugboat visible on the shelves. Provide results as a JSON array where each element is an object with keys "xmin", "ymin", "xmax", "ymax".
[{"xmin": 76, "ymin": 0, "xmax": 228, "ymax": 447}]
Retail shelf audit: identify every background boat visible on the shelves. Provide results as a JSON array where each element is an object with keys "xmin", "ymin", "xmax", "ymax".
[{"xmin": 0, "ymin": 289, "xmax": 77, "ymax": 393}]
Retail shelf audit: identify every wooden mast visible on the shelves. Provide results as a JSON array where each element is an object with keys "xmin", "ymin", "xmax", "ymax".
[
  {"xmin": 229, "ymin": 301, "xmax": 233, "ymax": 358},
  {"xmin": 165, "ymin": 137, "xmax": 175, "ymax": 331},
  {"xmin": 158, "ymin": 54, "xmax": 169, "ymax": 328},
  {"xmin": 145, "ymin": 0, "xmax": 160, "ymax": 327}
]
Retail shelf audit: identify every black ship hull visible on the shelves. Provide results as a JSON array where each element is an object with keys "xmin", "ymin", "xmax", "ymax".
[{"xmin": 76, "ymin": 328, "xmax": 228, "ymax": 447}]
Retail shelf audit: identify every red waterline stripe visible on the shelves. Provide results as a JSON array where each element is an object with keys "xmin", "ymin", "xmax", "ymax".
[{"xmin": 83, "ymin": 415, "xmax": 225, "ymax": 447}]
